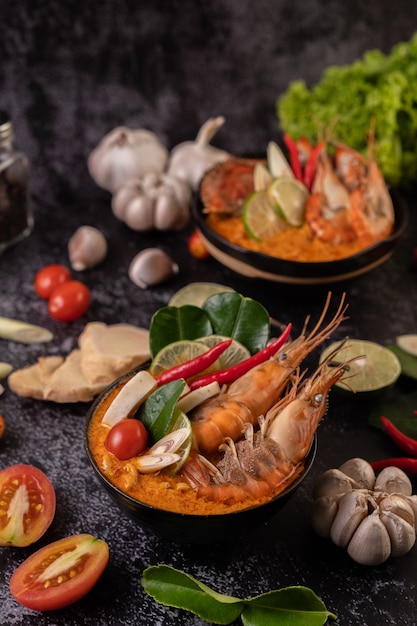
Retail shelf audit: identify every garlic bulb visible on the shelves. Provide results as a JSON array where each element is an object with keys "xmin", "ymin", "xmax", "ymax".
[
  {"xmin": 128, "ymin": 248, "xmax": 179, "ymax": 289},
  {"xmin": 167, "ymin": 117, "xmax": 231, "ymax": 191},
  {"xmin": 68, "ymin": 226, "xmax": 108, "ymax": 270},
  {"xmin": 311, "ymin": 458, "xmax": 416, "ymax": 566},
  {"xmin": 112, "ymin": 173, "xmax": 191, "ymax": 232},
  {"xmin": 88, "ymin": 127, "xmax": 168, "ymax": 193}
]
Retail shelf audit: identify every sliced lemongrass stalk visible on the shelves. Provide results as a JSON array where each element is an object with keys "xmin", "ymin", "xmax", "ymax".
[
  {"xmin": 132, "ymin": 453, "xmax": 180, "ymax": 474},
  {"xmin": 176, "ymin": 381, "xmax": 220, "ymax": 413},
  {"xmin": 0, "ymin": 383, "xmax": 4, "ymax": 396},
  {"xmin": 0, "ymin": 316, "xmax": 53, "ymax": 344},
  {"xmin": 0, "ymin": 362, "xmax": 13, "ymax": 378},
  {"xmin": 149, "ymin": 428, "xmax": 191, "ymax": 455},
  {"xmin": 102, "ymin": 370, "xmax": 157, "ymax": 426}
]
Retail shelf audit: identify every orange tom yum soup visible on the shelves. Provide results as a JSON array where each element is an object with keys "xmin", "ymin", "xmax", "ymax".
[{"xmin": 88, "ymin": 377, "xmax": 304, "ymax": 515}]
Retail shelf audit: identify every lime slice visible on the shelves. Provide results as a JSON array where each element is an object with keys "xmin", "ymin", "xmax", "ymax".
[
  {"xmin": 267, "ymin": 141, "xmax": 294, "ymax": 178},
  {"xmin": 242, "ymin": 190, "xmax": 288, "ymax": 241},
  {"xmin": 149, "ymin": 340, "xmax": 210, "ymax": 377},
  {"xmin": 396, "ymin": 334, "xmax": 417, "ymax": 357},
  {"xmin": 197, "ymin": 335, "xmax": 250, "ymax": 369},
  {"xmin": 253, "ymin": 162, "xmax": 273, "ymax": 191},
  {"xmin": 267, "ymin": 176, "xmax": 309, "ymax": 227},
  {"xmin": 320, "ymin": 339, "xmax": 401, "ymax": 394},
  {"xmin": 168, "ymin": 282, "xmax": 235, "ymax": 307}
]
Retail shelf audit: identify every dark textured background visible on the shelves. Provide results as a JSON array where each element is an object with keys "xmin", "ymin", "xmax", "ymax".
[{"xmin": 1, "ymin": 3, "xmax": 417, "ymax": 626}]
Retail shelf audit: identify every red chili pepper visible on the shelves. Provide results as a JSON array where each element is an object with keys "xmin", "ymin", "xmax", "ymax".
[
  {"xmin": 371, "ymin": 457, "xmax": 417, "ymax": 475},
  {"xmin": 380, "ymin": 415, "xmax": 417, "ymax": 458},
  {"xmin": 283, "ymin": 134, "xmax": 303, "ymax": 182},
  {"xmin": 189, "ymin": 323, "xmax": 292, "ymax": 390},
  {"xmin": 304, "ymin": 140, "xmax": 325, "ymax": 191},
  {"xmin": 295, "ymin": 137, "xmax": 313, "ymax": 168},
  {"xmin": 155, "ymin": 338, "xmax": 233, "ymax": 386}
]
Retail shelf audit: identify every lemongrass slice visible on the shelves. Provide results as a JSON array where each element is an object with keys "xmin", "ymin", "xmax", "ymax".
[
  {"xmin": 132, "ymin": 453, "xmax": 180, "ymax": 474},
  {"xmin": 101, "ymin": 370, "xmax": 157, "ymax": 426},
  {"xmin": 0, "ymin": 317, "xmax": 53, "ymax": 344},
  {"xmin": 0, "ymin": 362, "xmax": 13, "ymax": 378},
  {"xmin": 149, "ymin": 428, "xmax": 191, "ymax": 455}
]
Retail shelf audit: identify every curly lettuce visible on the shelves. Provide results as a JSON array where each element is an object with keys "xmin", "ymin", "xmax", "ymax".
[{"xmin": 277, "ymin": 32, "xmax": 417, "ymax": 187}]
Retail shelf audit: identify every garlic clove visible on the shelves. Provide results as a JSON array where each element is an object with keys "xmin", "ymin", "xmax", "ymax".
[
  {"xmin": 128, "ymin": 248, "xmax": 179, "ymax": 289},
  {"xmin": 123, "ymin": 195, "xmax": 154, "ymax": 232},
  {"xmin": 374, "ymin": 466, "xmax": 413, "ymax": 496},
  {"xmin": 311, "ymin": 494, "xmax": 340, "ymax": 538},
  {"xmin": 68, "ymin": 226, "xmax": 108, "ymax": 271},
  {"xmin": 330, "ymin": 490, "xmax": 370, "ymax": 548},
  {"xmin": 153, "ymin": 190, "xmax": 190, "ymax": 231},
  {"xmin": 112, "ymin": 179, "xmax": 144, "ymax": 220},
  {"xmin": 313, "ymin": 468, "xmax": 355, "ymax": 499},
  {"xmin": 380, "ymin": 510, "xmax": 416, "ymax": 557},
  {"xmin": 347, "ymin": 513, "xmax": 392, "ymax": 566},
  {"xmin": 338, "ymin": 458, "xmax": 376, "ymax": 490}
]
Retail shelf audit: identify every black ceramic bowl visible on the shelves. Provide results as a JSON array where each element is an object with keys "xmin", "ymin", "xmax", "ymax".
[
  {"xmin": 192, "ymin": 188, "xmax": 408, "ymax": 285},
  {"xmin": 85, "ymin": 367, "xmax": 317, "ymax": 544}
]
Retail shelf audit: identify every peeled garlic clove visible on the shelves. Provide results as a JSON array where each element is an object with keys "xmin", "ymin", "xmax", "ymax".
[
  {"xmin": 313, "ymin": 468, "xmax": 355, "ymax": 499},
  {"xmin": 380, "ymin": 509, "xmax": 416, "ymax": 557},
  {"xmin": 374, "ymin": 466, "xmax": 412, "ymax": 496},
  {"xmin": 311, "ymin": 495, "xmax": 340, "ymax": 538},
  {"xmin": 68, "ymin": 226, "xmax": 108, "ymax": 271},
  {"xmin": 338, "ymin": 458, "xmax": 376, "ymax": 490},
  {"xmin": 347, "ymin": 513, "xmax": 392, "ymax": 566},
  {"xmin": 330, "ymin": 490, "xmax": 369, "ymax": 547},
  {"xmin": 128, "ymin": 248, "xmax": 179, "ymax": 289}
]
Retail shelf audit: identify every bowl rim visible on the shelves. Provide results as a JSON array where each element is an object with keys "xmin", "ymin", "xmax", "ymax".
[
  {"xmin": 192, "ymin": 186, "xmax": 408, "ymax": 284},
  {"xmin": 84, "ymin": 365, "xmax": 318, "ymax": 520}
]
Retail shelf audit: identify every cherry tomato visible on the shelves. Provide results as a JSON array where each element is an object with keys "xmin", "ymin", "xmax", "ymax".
[
  {"xmin": 48, "ymin": 280, "xmax": 91, "ymax": 322},
  {"xmin": 10, "ymin": 533, "xmax": 109, "ymax": 611},
  {"xmin": 105, "ymin": 418, "xmax": 149, "ymax": 460},
  {"xmin": 188, "ymin": 230, "xmax": 210, "ymax": 259},
  {"xmin": 34, "ymin": 264, "xmax": 72, "ymax": 299},
  {"xmin": 0, "ymin": 413, "xmax": 4, "ymax": 438},
  {"xmin": 0, "ymin": 464, "xmax": 56, "ymax": 547}
]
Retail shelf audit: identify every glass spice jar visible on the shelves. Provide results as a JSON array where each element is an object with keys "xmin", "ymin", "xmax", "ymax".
[{"xmin": 0, "ymin": 111, "xmax": 33, "ymax": 254}]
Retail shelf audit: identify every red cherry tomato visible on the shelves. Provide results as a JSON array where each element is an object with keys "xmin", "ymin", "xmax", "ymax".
[
  {"xmin": 48, "ymin": 280, "xmax": 91, "ymax": 322},
  {"xmin": 34, "ymin": 264, "xmax": 72, "ymax": 299},
  {"xmin": 188, "ymin": 230, "xmax": 210, "ymax": 259},
  {"xmin": 105, "ymin": 418, "xmax": 149, "ymax": 460},
  {"xmin": 10, "ymin": 533, "xmax": 109, "ymax": 611},
  {"xmin": 0, "ymin": 464, "xmax": 56, "ymax": 547}
]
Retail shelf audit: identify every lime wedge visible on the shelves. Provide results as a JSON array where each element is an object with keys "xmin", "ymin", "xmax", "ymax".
[
  {"xmin": 149, "ymin": 340, "xmax": 210, "ymax": 377},
  {"xmin": 242, "ymin": 190, "xmax": 289, "ymax": 241},
  {"xmin": 168, "ymin": 282, "xmax": 235, "ymax": 307},
  {"xmin": 267, "ymin": 176, "xmax": 309, "ymax": 227},
  {"xmin": 320, "ymin": 339, "xmax": 401, "ymax": 394},
  {"xmin": 396, "ymin": 334, "xmax": 417, "ymax": 357},
  {"xmin": 197, "ymin": 335, "xmax": 250, "ymax": 369},
  {"xmin": 253, "ymin": 162, "xmax": 273, "ymax": 191}
]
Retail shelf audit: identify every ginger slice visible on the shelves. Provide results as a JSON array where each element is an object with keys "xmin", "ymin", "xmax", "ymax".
[
  {"xmin": 8, "ymin": 356, "xmax": 64, "ymax": 400},
  {"xmin": 78, "ymin": 322, "xmax": 150, "ymax": 384},
  {"xmin": 43, "ymin": 349, "xmax": 107, "ymax": 403}
]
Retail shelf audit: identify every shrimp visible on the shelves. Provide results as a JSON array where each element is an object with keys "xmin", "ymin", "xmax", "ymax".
[
  {"xmin": 183, "ymin": 355, "xmax": 349, "ymax": 503},
  {"xmin": 189, "ymin": 292, "xmax": 348, "ymax": 455},
  {"xmin": 333, "ymin": 142, "xmax": 367, "ymax": 191},
  {"xmin": 305, "ymin": 150, "xmax": 357, "ymax": 244},
  {"xmin": 350, "ymin": 160, "xmax": 395, "ymax": 247}
]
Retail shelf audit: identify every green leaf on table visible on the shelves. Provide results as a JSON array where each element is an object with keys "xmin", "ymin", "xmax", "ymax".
[
  {"xmin": 141, "ymin": 566, "xmax": 337, "ymax": 626},
  {"xmin": 368, "ymin": 390, "xmax": 417, "ymax": 438},
  {"xmin": 137, "ymin": 379, "xmax": 186, "ymax": 443},
  {"xmin": 387, "ymin": 345, "xmax": 417, "ymax": 380},
  {"xmin": 202, "ymin": 292, "xmax": 270, "ymax": 354},
  {"xmin": 241, "ymin": 587, "xmax": 336, "ymax": 626},
  {"xmin": 149, "ymin": 305, "xmax": 213, "ymax": 358},
  {"xmin": 141, "ymin": 565, "xmax": 244, "ymax": 625}
]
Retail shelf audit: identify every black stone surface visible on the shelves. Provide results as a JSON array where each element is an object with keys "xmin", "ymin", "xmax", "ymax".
[{"xmin": 1, "ymin": 2, "xmax": 417, "ymax": 625}]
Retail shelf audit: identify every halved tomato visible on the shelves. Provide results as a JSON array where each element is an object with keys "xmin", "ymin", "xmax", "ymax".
[
  {"xmin": 10, "ymin": 533, "xmax": 110, "ymax": 611},
  {"xmin": 0, "ymin": 464, "xmax": 56, "ymax": 547}
]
